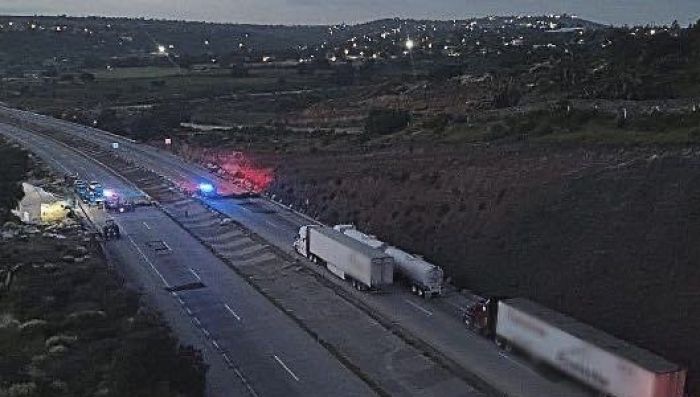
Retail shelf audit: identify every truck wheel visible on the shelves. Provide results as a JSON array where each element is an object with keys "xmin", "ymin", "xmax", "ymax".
[{"xmin": 495, "ymin": 337, "xmax": 512, "ymax": 352}]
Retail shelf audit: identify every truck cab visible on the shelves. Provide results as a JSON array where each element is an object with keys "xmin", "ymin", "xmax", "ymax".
[
  {"xmin": 463, "ymin": 297, "xmax": 501, "ymax": 337},
  {"xmin": 293, "ymin": 225, "xmax": 310, "ymax": 257}
]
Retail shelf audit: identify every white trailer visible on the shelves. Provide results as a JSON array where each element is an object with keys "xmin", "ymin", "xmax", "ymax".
[
  {"xmin": 383, "ymin": 246, "xmax": 444, "ymax": 297},
  {"xmin": 334, "ymin": 225, "xmax": 444, "ymax": 297},
  {"xmin": 294, "ymin": 225, "xmax": 394, "ymax": 290},
  {"xmin": 496, "ymin": 298, "xmax": 686, "ymax": 397}
]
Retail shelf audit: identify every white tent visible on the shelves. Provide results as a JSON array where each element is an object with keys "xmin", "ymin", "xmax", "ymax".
[{"xmin": 12, "ymin": 183, "xmax": 69, "ymax": 223}]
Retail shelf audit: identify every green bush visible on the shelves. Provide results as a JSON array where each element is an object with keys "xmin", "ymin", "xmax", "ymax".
[
  {"xmin": 364, "ymin": 108, "xmax": 411, "ymax": 135},
  {"xmin": 423, "ymin": 113, "xmax": 450, "ymax": 134},
  {"xmin": 0, "ymin": 236, "xmax": 207, "ymax": 397},
  {"xmin": 485, "ymin": 122, "xmax": 510, "ymax": 140}
]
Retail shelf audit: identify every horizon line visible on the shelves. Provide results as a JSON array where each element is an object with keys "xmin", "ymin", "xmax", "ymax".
[{"xmin": 0, "ymin": 12, "xmax": 625, "ymax": 28}]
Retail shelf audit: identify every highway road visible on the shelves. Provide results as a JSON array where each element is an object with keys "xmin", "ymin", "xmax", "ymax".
[
  {"xmin": 0, "ymin": 106, "xmax": 597, "ymax": 397},
  {"xmin": 0, "ymin": 122, "xmax": 379, "ymax": 397}
]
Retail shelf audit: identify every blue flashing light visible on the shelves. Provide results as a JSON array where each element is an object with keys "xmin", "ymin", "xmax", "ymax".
[{"xmin": 198, "ymin": 183, "xmax": 215, "ymax": 193}]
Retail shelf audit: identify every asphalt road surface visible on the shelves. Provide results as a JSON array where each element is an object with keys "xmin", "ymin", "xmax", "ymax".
[
  {"xmin": 0, "ymin": 121, "xmax": 378, "ymax": 397},
  {"xmin": 0, "ymin": 106, "xmax": 596, "ymax": 397}
]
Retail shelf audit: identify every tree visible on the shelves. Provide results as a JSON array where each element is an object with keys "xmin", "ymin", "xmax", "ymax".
[
  {"xmin": 79, "ymin": 72, "xmax": 96, "ymax": 83},
  {"xmin": 230, "ymin": 64, "xmax": 249, "ymax": 77},
  {"xmin": 335, "ymin": 63, "xmax": 356, "ymax": 86},
  {"xmin": 127, "ymin": 104, "xmax": 191, "ymax": 141},
  {"xmin": 0, "ymin": 144, "xmax": 28, "ymax": 223},
  {"xmin": 96, "ymin": 108, "xmax": 123, "ymax": 133},
  {"xmin": 492, "ymin": 79, "xmax": 522, "ymax": 109},
  {"xmin": 365, "ymin": 108, "xmax": 411, "ymax": 135}
]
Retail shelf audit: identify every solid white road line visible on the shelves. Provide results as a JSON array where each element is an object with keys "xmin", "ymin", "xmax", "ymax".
[
  {"xmin": 404, "ymin": 299, "xmax": 433, "ymax": 316},
  {"xmin": 126, "ymin": 234, "xmax": 170, "ymax": 288},
  {"xmin": 273, "ymin": 355, "xmax": 300, "ymax": 382},
  {"xmin": 224, "ymin": 304, "xmax": 242, "ymax": 321},
  {"xmin": 188, "ymin": 267, "xmax": 201, "ymax": 281}
]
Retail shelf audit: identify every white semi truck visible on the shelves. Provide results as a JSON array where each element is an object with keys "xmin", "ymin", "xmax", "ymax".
[
  {"xmin": 464, "ymin": 297, "xmax": 686, "ymax": 397},
  {"xmin": 294, "ymin": 225, "xmax": 394, "ymax": 290},
  {"xmin": 334, "ymin": 225, "xmax": 444, "ymax": 297}
]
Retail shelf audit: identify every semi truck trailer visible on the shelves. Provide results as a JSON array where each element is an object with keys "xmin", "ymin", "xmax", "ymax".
[
  {"xmin": 334, "ymin": 225, "xmax": 444, "ymax": 297},
  {"xmin": 294, "ymin": 225, "xmax": 394, "ymax": 290},
  {"xmin": 464, "ymin": 297, "xmax": 686, "ymax": 397}
]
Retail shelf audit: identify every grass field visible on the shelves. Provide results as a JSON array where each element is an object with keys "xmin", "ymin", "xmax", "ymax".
[
  {"xmin": 441, "ymin": 110, "xmax": 700, "ymax": 145},
  {"xmin": 88, "ymin": 66, "xmax": 185, "ymax": 80},
  {"xmin": 1, "ymin": 71, "xmax": 319, "ymax": 111}
]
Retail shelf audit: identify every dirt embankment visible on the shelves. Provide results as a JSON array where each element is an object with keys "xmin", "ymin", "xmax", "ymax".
[{"xmin": 259, "ymin": 144, "xmax": 700, "ymax": 395}]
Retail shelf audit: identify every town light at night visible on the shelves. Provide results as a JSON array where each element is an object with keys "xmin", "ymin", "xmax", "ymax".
[{"xmin": 405, "ymin": 38, "xmax": 415, "ymax": 50}]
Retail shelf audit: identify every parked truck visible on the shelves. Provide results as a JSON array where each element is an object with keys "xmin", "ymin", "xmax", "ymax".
[
  {"xmin": 334, "ymin": 225, "xmax": 444, "ymax": 297},
  {"xmin": 464, "ymin": 297, "xmax": 686, "ymax": 397},
  {"xmin": 294, "ymin": 225, "xmax": 394, "ymax": 290}
]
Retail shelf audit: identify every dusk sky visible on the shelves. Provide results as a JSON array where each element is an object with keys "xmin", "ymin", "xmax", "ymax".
[{"xmin": 2, "ymin": 0, "xmax": 699, "ymax": 26}]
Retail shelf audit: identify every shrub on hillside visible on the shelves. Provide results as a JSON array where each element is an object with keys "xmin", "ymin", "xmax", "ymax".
[{"xmin": 364, "ymin": 108, "xmax": 411, "ymax": 135}]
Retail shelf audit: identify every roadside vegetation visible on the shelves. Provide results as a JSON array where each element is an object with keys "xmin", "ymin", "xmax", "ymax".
[
  {"xmin": 364, "ymin": 108, "xmax": 411, "ymax": 136},
  {"xmin": 0, "ymin": 140, "xmax": 28, "ymax": 223},
  {"xmin": 0, "ymin": 141, "xmax": 206, "ymax": 397},
  {"xmin": 443, "ymin": 105, "xmax": 700, "ymax": 145},
  {"xmin": 0, "ymin": 235, "xmax": 207, "ymax": 397}
]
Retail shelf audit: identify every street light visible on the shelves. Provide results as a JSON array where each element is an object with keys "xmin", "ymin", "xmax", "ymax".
[{"xmin": 405, "ymin": 38, "xmax": 415, "ymax": 50}]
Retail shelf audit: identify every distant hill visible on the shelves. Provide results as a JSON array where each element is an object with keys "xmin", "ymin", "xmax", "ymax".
[{"xmin": 0, "ymin": 14, "xmax": 605, "ymax": 71}]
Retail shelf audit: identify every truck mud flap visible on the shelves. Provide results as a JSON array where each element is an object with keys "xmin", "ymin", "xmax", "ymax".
[{"xmin": 327, "ymin": 263, "xmax": 346, "ymax": 280}]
